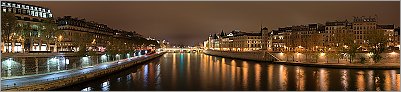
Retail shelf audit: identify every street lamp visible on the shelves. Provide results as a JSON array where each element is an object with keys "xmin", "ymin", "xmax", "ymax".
[
  {"xmin": 57, "ymin": 35, "xmax": 63, "ymax": 52},
  {"xmin": 343, "ymin": 45, "xmax": 348, "ymax": 48},
  {"xmin": 58, "ymin": 35, "xmax": 63, "ymax": 41}
]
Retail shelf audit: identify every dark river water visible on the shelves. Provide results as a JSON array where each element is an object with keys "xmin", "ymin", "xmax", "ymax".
[{"xmin": 56, "ymin": 53, "xmax": 400, "ymax": 91}]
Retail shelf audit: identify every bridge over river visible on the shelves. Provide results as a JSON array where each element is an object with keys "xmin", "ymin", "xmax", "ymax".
[{"xmin": 162, "ymin": 47, "xmax": 203, "ymax": 53}]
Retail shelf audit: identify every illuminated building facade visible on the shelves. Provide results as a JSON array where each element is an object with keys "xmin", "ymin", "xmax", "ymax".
[
  {"xmin": 57, "ymin": 16, "xmax": 144, "ymax": 52},
  {"xmin": 1, "ymin": 1, "xmax": 53, "ymax": 53},
  {"xmin": 205, "ymin": 30, "xmax": 262, "ymax": 51},
  {"xmin": 266, "ymin": 15, "xmax": 399, "ymax": 52}
]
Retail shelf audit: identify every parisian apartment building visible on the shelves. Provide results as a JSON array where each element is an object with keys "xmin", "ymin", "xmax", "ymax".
[
  {"xmin": 205, "ymin": 16, "xmax": 400, "ymax": 52},
  {"xmin": 1, "ymin": 1, "xmax": 151, "ymax": 53}
]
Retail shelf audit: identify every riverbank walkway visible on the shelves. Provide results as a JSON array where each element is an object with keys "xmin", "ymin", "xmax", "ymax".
[{"xmin": 1, "ymin": 52, "xmax": 163, "ymax": 90}]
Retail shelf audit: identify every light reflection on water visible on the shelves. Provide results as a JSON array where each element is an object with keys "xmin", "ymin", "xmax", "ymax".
[
  {"xmin": 101, "ymin": 80, "xmax": 109, "ymax": 91},
  {"xmin": 295, "ymin": 66, "xmax": 305, "ymax": 91},
  {"xmin": 57, "ymin": 53, "xmax": 400, "ymax": 91},
  {"xmin": 254, "ymin": 63, "xmax": 261, "ymax": 91},
  {"xmin": 278, "ymin": 65, "xmax": 288, "ymax": 91},
  {"xmin": 230, "ymin": 60, "xmax": 236, "ymax": 91},
  {"xmin": 340, "ymin": 69, "xmax": 349, "ymax": 91},
  {"xmin": 242, "ymin": 61, "xmax": 248, "ymax": 90},
  {"xmin": 267, "ymin": 64, "xmax": 273, "ymax": 90}
]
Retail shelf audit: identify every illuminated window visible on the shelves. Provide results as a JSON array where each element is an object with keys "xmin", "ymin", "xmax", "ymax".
[{"xmin": 43, "ymin": 13, "xmax": 47, "ymax": 18}]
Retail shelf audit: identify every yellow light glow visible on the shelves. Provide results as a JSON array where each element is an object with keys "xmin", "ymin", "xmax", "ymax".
[
  {"xmin": 279, "ymin": 52, "xmax": 284, "ymax": 56},
  {"xmin": 320, "ymin": 53, "xmax": 325, "ymax": 56},
  {"xmin": 367, "ymin": 53, "xmax": 373, "ymax": 56},
  {"xmin": 390, "ymin": 51, "xmax": 398, "ymax": 55}
]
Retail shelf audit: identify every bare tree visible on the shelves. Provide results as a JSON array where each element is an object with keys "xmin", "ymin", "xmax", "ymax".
[
  {"xmin": 41, "ymin": 18, "xmax": 63, "ymax": 52},
  {"xmin": 366, "ymin": 29, "xmax": 388, "ymax": 63},
  {"xmin": 1, "ymin": 12, "xmax": 17, "ymax": 53},
  {"xmin": 343, "ymin": 32, "xmax": 357, "ymax": 63},
  {"xmin": 72, "ymin": 32, "xmax": 94, "ymax": 57}
]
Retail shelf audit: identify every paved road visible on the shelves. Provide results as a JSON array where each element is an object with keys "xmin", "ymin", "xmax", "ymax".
[{"xmin": 1, "ymin": 54, "xmax": 153, "ymax": 89}]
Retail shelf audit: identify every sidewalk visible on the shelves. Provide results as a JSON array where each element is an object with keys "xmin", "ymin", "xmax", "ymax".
[{"xmin": 1, "ymin": 65, "xmax": 96, "ymax": 80}]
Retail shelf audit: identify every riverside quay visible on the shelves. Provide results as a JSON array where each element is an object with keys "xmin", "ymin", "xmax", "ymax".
[{"xmin": 1, "ymin": 1, "xmax": 400, "ymax": 91}]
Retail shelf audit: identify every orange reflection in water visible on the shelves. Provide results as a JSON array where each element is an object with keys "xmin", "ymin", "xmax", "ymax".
[
  {"xmin": 366, "ymin": 70, "xmax": 374, "ymax": 91},
  {"xmin": 295, "ymin": 66, "xmax": 305, "ymax": 91},
  {"xmin": 230, "ymin": 60, "xmax": 236, "ymax": 90},
  {"xmin": 383, "ymin": 70, "xmax": 391, "ymax": 91},
  {"xmin": 186, "ymin": 53, "xmax": 191, "ymax": 86},
  {"xmin": 278, "ymin": 65, "xmax": 288, "ymax": 91},
  {"xmin": 200, "ymin": 54, "xmax": 208, "ymax": 90},
  {"xmin": 221, "ymin": 58, "xmax": 226, "ymax": 89},
  {"xmin": 267, "ymin": 64, "xmax": 273, "ymax": 90},
  {"xmin": 390, "ymin": 70, "xmax": 397, "ymax": 91},
  {"xmin": 340, "ymin": 69, "xmax": 349, "ymax": 91},
  {"xmin": 396, "ymin": 73, "xmax": 400, "ymax": 91},
  {"xmin": 255, "ymin": 63, "xmax": 261, "ymax": 91},
  {"xmin": 318, "ymin": 68, "xmax": 329, "ymax": 91},
  {"xmin": 384, "ymin": 70, "xmax": 398, "ymax": 91},
  {"xmin": 242, "ymin": 61, "xmax": 249, "ymax": 90},
  {"xmin": 172, "ymin": 53, "xmax": 177, "ymax": 87},
  {"xmin": 356, "ymin": 71, "xmax": 365, "ymax": 91},
  {"xmin": 148, "ymin": 63, "xmax": 155, "ymax": 88}
]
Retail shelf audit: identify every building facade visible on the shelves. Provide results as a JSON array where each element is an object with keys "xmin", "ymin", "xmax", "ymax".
[
  {"xmin": 57, "ymin": 16, "xmax": 149, "ymax": 53},
  {"xmin": 1, "ymin": 1, "xmax": 155, "ymax": 54},
  {"xmin": 1, "ymin": 1, "xmax": 52, "ymax": 18},
  {"xmin": 1, "ymin": 1, "xmax": 54, "ymax": 53},
  {"xmin": 205, "ymin": 30, "xmax": 262, "ymax": 51},
  {"xmin": 205, "ymin": 16, "xmax": 398, "ymax": 53},
  {"xmin": 266, "ymin": 15, "xmax": 399, "ymax": 52}
]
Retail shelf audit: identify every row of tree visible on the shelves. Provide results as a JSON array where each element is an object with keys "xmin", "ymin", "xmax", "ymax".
[
  {"xmin": 1, "ymin": 12, "xmax": 159, "ymax": 57},
  {"xmin": 282, "ymin": 29, "xmax": 390, "ymax": 64},
  {"xmin": 2, "ymin": 12, "xmax": 62, "ymax": 53}
]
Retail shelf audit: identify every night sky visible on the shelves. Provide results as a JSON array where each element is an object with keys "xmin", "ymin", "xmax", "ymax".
[{"xmin": 18, "ymin": 1, "xmax": 400, "ymax": 46}]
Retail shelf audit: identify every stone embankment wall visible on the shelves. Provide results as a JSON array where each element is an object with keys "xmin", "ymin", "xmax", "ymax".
[
  {"xmin": 204, "ymin": 50, "xmax": 400, "ymax": 64},
  {"xmin": 270, "ymin": 52, "xmax": 400, "ymax": 63},
  {"xmin": 203, "ymin": 50, "xmax": 277, "ymax": 61},
  {"xmin": 4, "ymin": 52, "xmax": 165, "ymax": 91},
  {"xmin": 1, "ymin": 50, "xmax": 148, "ymax": 77}
]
